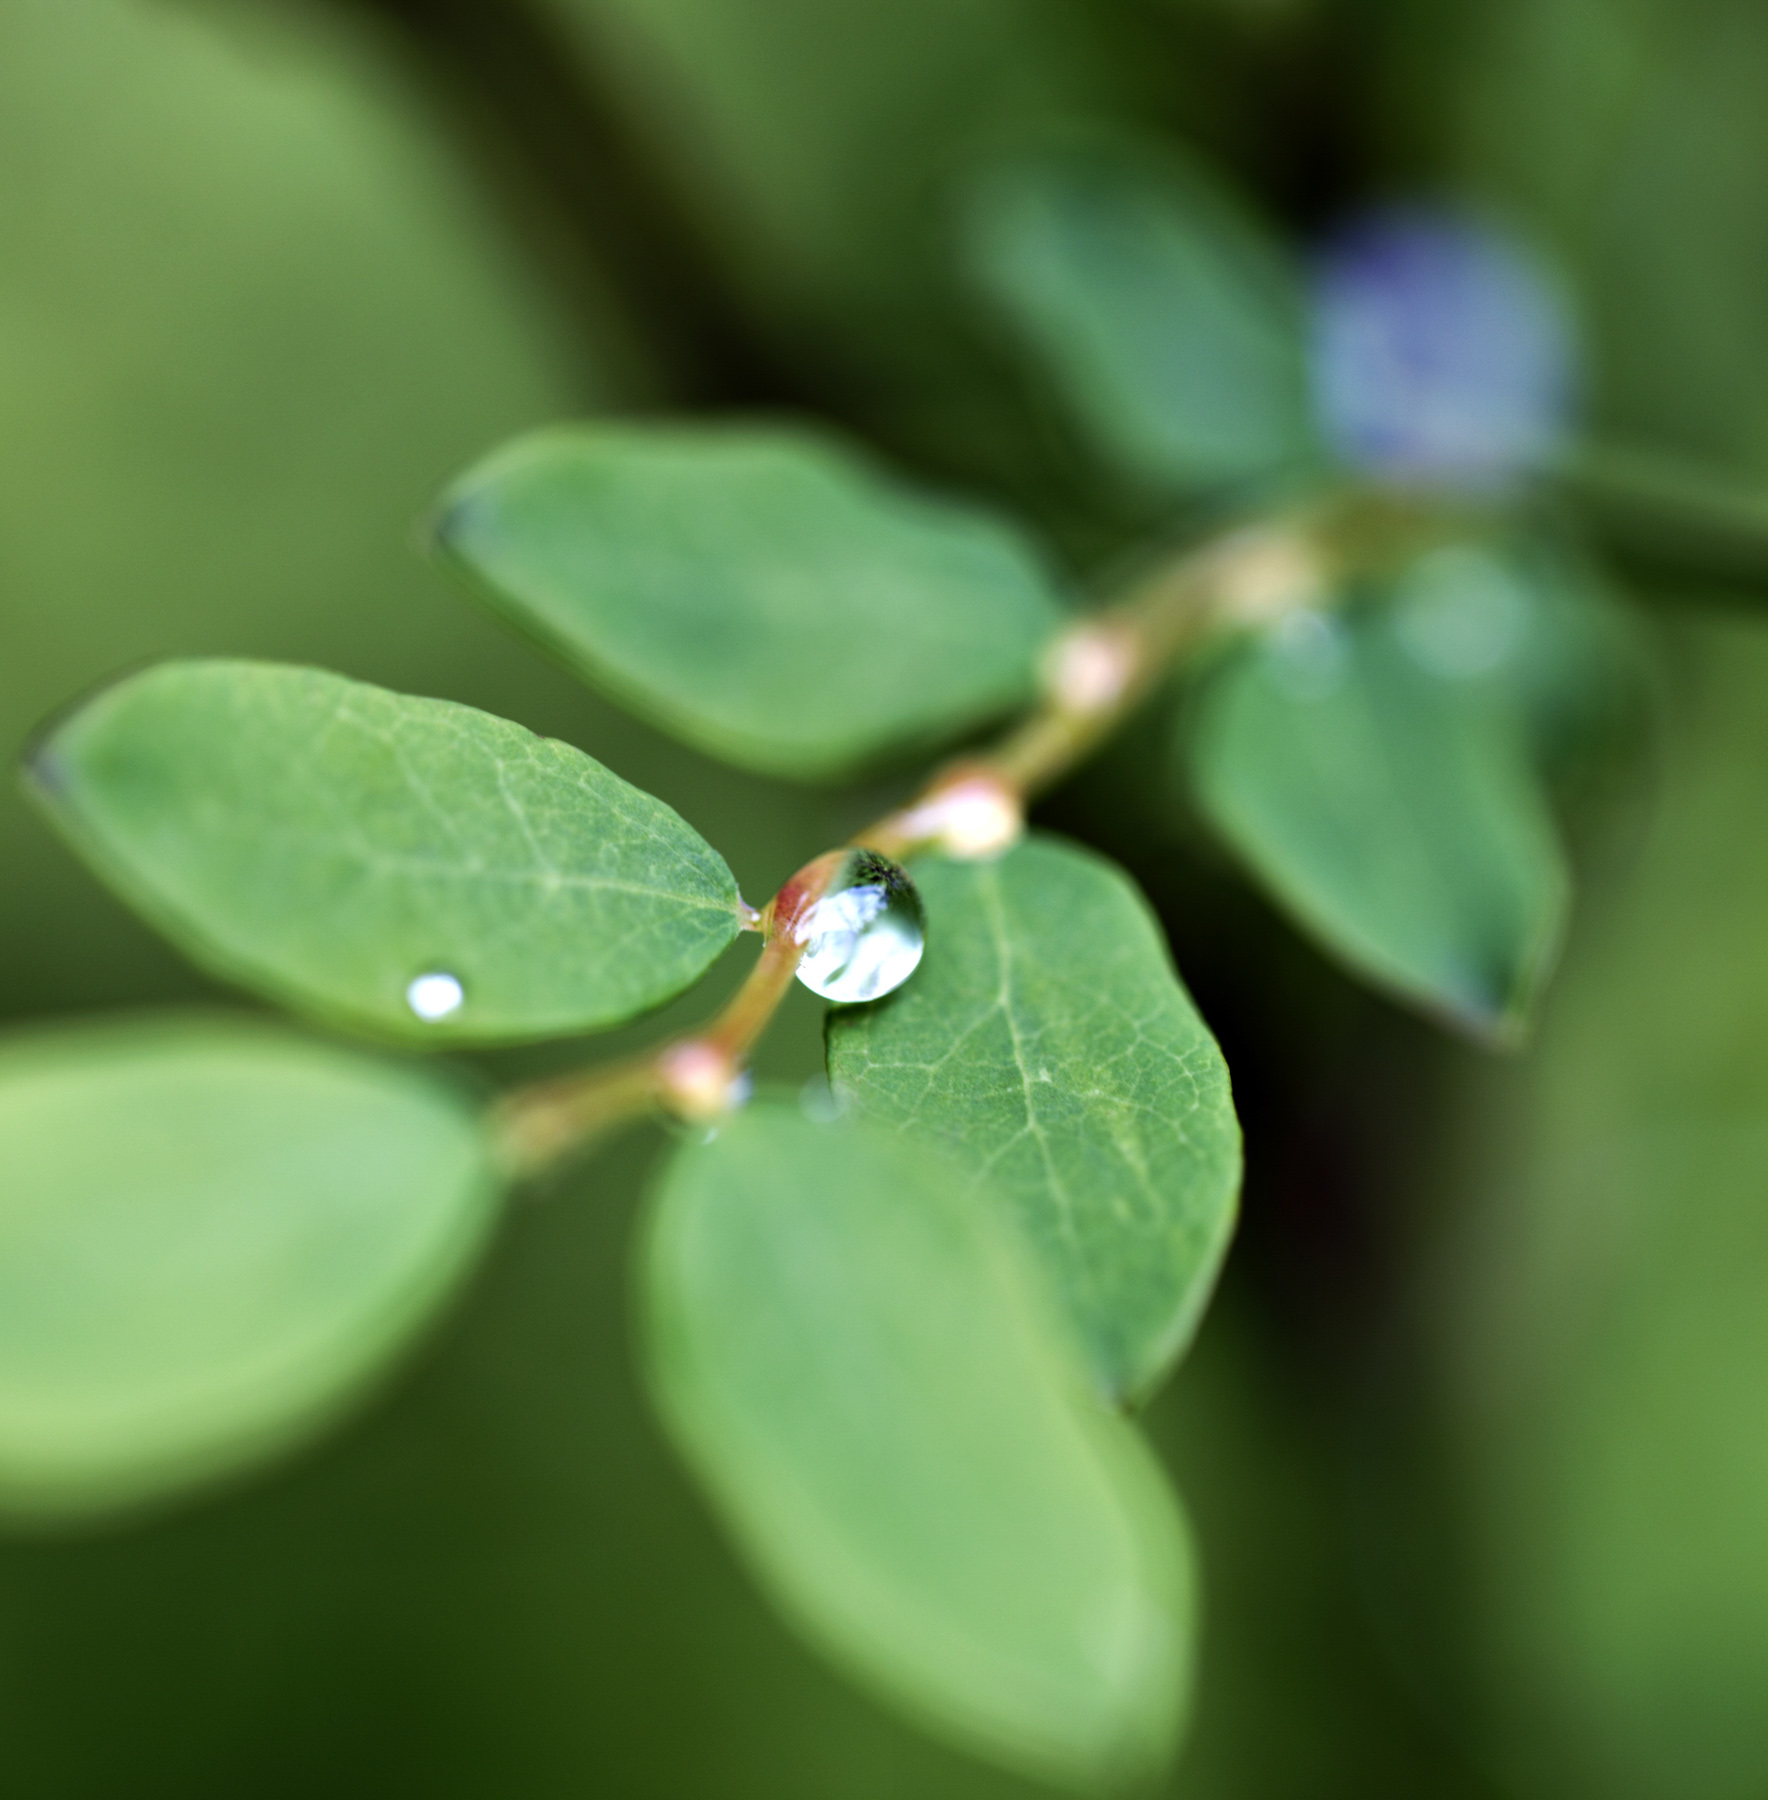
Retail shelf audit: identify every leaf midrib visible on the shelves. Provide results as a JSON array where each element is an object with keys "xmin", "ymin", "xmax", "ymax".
[{"xmin": 976, "ymin": 861, "xmax": 1083, "ymax": 1251}]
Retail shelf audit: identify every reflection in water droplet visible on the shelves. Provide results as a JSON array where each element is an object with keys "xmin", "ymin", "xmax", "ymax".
[
  {"xmin": 793, "ymin": 851, "xmax": 926, "ymax": 1004},
  {"xmin": 1266, "ymin": 608, "xmax": 1349, "ymax": 702},
  {"xmin": 1394, "ymin": 545, "xmax": 1529, "ymax": 680},
  {"xmin": 406, "ymin": 971, "xmax": 465, "ymax": 1021}
]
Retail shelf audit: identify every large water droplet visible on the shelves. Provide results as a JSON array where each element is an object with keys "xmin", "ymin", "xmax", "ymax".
[
  {"xmin": 406, "ymin": 971, "xmax": 465, "ymax": 1021},
  {"xmin": 792, "ymin": 851, "xmax": 925, "ymax": 1004}
]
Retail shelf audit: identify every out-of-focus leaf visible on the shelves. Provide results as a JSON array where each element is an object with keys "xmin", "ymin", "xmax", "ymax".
[
  {"xmin": 537, "ymin": 0, "xmax": 1126, "ymax": 390},
  {"xmin": 960, "ymin": 137, "xmax": 1316, "ymax": 492},
  {"xmin": 1399, "ymin": 0, "xmax": 1768, "ymax": 476},
  {"xmin": 0, "ymin": 1016, "xmax": 500, "ymax": 1520},
  {"xmin": 0, "ymin": 0, "xmax": 602, "ymax": 1022},
  {"xmin": 1398, "ymin": 615, "xmax": 1768, "ymax": 1800},
  {"xmin": 1188, "ymin": 602, "xmax": 1567, "ymax": 1038},
  {"xmin": 827, "ymin": 835, "xmax": 1240, "ymax": 1403},
  {"xmin": 435, "ymin": 424, "xmax": 1067, "ymax": 780},
  {"xmin": 30, "ymin": 661, "xmax": 742, "ymax": 1044},
  {"xmin": 642, "ymin": 1101, "xmax": 1195, "ymax": 1792}
]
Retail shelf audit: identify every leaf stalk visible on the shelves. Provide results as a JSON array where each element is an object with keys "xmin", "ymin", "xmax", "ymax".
[{"xmin": 491, "ymin": 484, "xmax": 1441, "ymax": 1176}]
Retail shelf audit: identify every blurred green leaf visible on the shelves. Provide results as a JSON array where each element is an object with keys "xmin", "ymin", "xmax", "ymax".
[
  {"xmin": 960, "ymin": 136, "xmax": 1316, "ymax": 493},
  {"xmin": 0, "ymin": 0, "xmax": 604, "ymax": 1023},
  {"xmin": 1403, "ymin": 0, "xmax": 1768, "ymax": 476},
  {"xmin": 826, "ymin": 835, "xmax": 1240, "ymax": 1404},
  {"xmin": 1188, "ymin": 603, "xmax": 1567, "ymax": 1038},
  {"xmin": 435, "ymin": 424, "xmax": 1067, "ymax": 780},
  {"xmin": 642, "ymin": 1100, "xmax": 1195, "ymax": 1792},
  {"xmin": 0, "ymin": 1015, "xmax": 499, "ymax": 1520},
  {"xmin": 30, "ymin": 661, "xmax": 742, "ymax": 1045},
  {"xmin": 1385, "ymin": 534, "xmax": 1642, "ymax": 772},
  {"xmin": 538, "ymin": 0, "xmax": 1128, "ymax": 421},
  {"xmin": 1400, "ymin": 615, "xmax": 1768, "ymax": 1800}
]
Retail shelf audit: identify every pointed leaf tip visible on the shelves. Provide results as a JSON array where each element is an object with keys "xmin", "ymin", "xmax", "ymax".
[
  {"xmin": 1187, "ymin": 603, "xmax": 1568, "ymax": 1038},
  {"xmin": 828, "ymin": 835, "xmax": 1242, "ymax": 1404}
]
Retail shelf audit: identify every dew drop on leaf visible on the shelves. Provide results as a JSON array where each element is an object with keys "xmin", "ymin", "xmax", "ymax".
[
  {"xmin": 799, "ymin": 1074, "xmax": 848, "ymax": 1124},
  {"xmin": 1266, "ymin": 609, "xmax": 1349, "ymax": 701},
  {"xmin": 406, "ymin": 970, "xmax": 465, "ymax": 1021},
  {"xmin": 793, "ymin": 851, "xmax": 926, "ymax": 1004},
  {"xmin": 1393, "ymin": 544, "xmax": 1528, "ymax": 680}
]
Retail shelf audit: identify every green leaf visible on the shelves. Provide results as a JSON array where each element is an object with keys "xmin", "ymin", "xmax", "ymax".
[
  {"xmin": 1411, "ymin": 0, "xmax": 1768, "ymax": 479},
  {"xmin": 1188, "ymin": 601, "xmax": 1569, "ymax": 1039},
  {"xmin": 643, "ymin": 1101, "xmax": 1195, "ymax": 1792},
  {"xmin": 29, "ymin": 660, "xmax": 743, "ymax": 1045},
  {"xmin": 960, "ymin": 136, "xmax": 1317, "ymax": 493},
  {"xmin": 0, "ymin": 1016, "xmax": 501, "ymax": 1520},
  {"xmin": 433, "ymin": 423, "xmax": 1067, "ymax": 780},
  {"xmin": 1391, "ymin": 617, "xmax": 1768, "ymax": 1795},
  {"xmin": 826, "ymin": 835, "xmax": 1240, "ymax": 1405}
]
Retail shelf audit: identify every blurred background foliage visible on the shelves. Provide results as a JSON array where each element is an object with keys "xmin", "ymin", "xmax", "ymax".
[{"xmin": 2, "ymin": 0, "xmax": 1767, "ymax": 1792}]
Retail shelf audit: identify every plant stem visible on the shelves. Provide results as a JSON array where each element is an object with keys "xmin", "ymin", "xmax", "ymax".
[
  {"xmin": 490, "ymin": 484, "xmax": 1431, "ymax": 1176},
  {"xmin": 1555, "ymin": 438, "xmax": 1768, "ymax": 584},
  {"xmin": 859, "ymin": 527, "xmax": 1241, "ymax": 854},
  {"xmin": 492, "ymin": 1053, "xmax": 664, "ymax": 1179},
  {"xmin": 493, "ymin": 855, "xmax": 838, "ymax": 1178}
]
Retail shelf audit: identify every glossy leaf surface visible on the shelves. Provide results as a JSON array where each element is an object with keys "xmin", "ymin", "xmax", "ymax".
[
  {"xmin": 0, "ymin": 1017, "xmax": 500, "ymax": 1519},
  {"xmin": 434, "ymin": 424, "xmax": 1067, "ymax": 779},
  {"xmin": 1189, "ymin": 603, "xmax": 1567, "ymax": 1039},
  {"xmin": 30, "ymin": 661, "xmax": 743, "ymax": 1044},
  {"xmin": 643, "ymin": 1102, "xmax": 1195, "ymax": 1791},
  {"xmin": 827, "ymin": 836, "xmax": 1240, "ymax": 1404},
  {"xmin": 961, "ymin": 138, "xmax": 1315, "ymax": 492}
]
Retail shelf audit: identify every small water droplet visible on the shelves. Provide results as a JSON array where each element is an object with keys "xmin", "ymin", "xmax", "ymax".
[
  {"xmin": 406, "ymin": 971, "xmax": 465, "ymax": 1022},
  {"xmin": 1266, "ymin": 609, "xmax": 1349, "ymax": 701},
  {"xmin": 799, "ymin": 1075, "xmax": 848, "ymax": 1124},
  {"xmin": 792, "ymin": 851, "xmax": 926, "ymax": 1004},
  {"xmin": 1394, "ymin": 545, "xmax": 1528, "ymax": 679}
]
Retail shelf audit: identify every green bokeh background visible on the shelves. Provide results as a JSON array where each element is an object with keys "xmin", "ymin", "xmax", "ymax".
[{"xmin": 3, "ymin": 0, "xmax": 1767, "ymax": 1793}]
